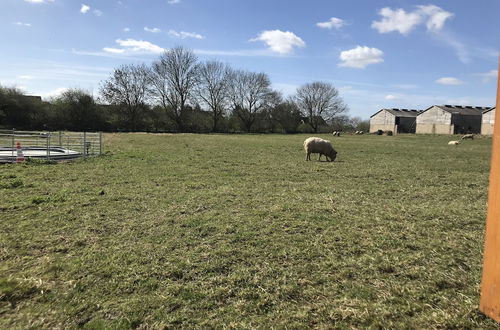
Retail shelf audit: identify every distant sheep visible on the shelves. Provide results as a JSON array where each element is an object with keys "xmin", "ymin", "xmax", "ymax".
[
  {"xmin": 383, "ymin": 130, "xmax": 393, "ymax": 136},
  {"xmin": 448, "ymin": 141, "xmax": 460, "ymax": 145},
  {"xmin": 304, "ymin": 137, "xmax": 337, "ymax": 162},
  {"xmin": 355, "ymin": 131, "xmax": 364, "ymax": 135},
  {"xmin": 332, "ymin": 131, "xmax": 341, "ymax": 137},
  {"xmin": 461, "ymin": 134, "xmax": 474, "ymax": 140}
]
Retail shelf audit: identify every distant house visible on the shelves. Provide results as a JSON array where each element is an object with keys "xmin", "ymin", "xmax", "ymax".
[
  {"xmin": 369, "ymin": 108, "xmax": 422, "ymax": 134},
  {"xmin": 416, "ymin": 105, "xmax": 487, "ymax": 135},
  {"xmin": 482, "ymin": 107, "xmax": 496, "ymax": 135}
]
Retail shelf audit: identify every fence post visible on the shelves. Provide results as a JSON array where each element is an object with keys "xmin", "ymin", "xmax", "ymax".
[
  {"xmin": 99, "ymin": 132, "xmax": 103, "ymax": 155},
  {"xmin": 46, "ymin": 132, "xmax": 51, "ymax": 161},
  {"xmin": 58, "ymin": 131, "xmax": 62, "ymax": 147},
  {"xmin": 11, "ymin": 128, "xmax": 15, "ymax": 161},
  {"xmin": 83, "ymin": 132, "xmax": 87, "ymax": 158},
  {"xmin": 480, "ymin": 57, "xmax": 500, "ymax": 322}
]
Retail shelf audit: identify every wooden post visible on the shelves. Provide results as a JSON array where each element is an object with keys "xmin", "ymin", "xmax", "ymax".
[{"xmin": 480, "ymin": 57, "xmax": 500, "ymax": 321}]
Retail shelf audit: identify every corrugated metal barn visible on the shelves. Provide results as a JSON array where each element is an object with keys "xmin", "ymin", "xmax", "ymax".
[
  {"xmin": 416, "ymin": 105, "xmax": 487, "ymax": 135},
  {"xmin": 369, "ymin": 108, "xmax": 422, "ymax": 133},
  {"xmin": 482, "ymin": 107, "xmax": 496, "ymax": 135}
]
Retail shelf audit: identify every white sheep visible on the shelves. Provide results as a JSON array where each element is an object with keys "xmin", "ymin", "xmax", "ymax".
[
  {"xmin": 448, "ymin": 140, "xmax": 460, "ymax": 145},
  {"xmin": 304, "ymin": 137, "xmax": 337, "ymax": 162},
  {"xmin": 461, "ymin": 134, "xmax": 474, "ymax": 140},
  {"xmin": 332, "ymin": 131, "xmax": 340, "ymax": 137}
]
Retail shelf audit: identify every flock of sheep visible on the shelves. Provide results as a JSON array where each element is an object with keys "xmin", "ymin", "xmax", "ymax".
[{"xmin": 304, "ymin": 132, "xmax": 478, "ymax": 162}]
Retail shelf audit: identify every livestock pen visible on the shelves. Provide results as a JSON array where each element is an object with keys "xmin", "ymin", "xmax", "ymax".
[{"xmin": 0, "ymin": 130, "xmax": 102, "ymax": 163}]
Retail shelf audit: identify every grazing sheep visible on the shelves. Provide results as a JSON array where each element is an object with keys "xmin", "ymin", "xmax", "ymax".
[
  {"xmin": 355, "ymin": 131, "xmax": 364, "ymax": 135},
  {"xmin": 448, "ymin": 140, "xmax": 460, "ymax": 145},
  {"xmin": 304, "ymin": 137, "xmax": 337, "ymax": 162},
  {"xmin": 461, "ymin": 134, "xmax": 474, "ymax": 140},
  {"xmin": 332, "ymin": 131, "xmax": 341, "ymax": 137}
]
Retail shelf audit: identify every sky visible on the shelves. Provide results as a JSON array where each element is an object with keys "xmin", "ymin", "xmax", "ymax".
[{"xmin": 0, "ymin": 0, "xmax": 499, "ymax": 119}]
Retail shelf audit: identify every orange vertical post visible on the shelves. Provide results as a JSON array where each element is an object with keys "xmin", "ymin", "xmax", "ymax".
[{"xmin": 480, "ymin": 57, "xmax": 500, "ymax": 321}]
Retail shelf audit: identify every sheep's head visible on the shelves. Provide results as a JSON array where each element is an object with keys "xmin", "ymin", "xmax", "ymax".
[{"xmin": 329, "ymin": 150, "xmax": 337, "ymax": 162}]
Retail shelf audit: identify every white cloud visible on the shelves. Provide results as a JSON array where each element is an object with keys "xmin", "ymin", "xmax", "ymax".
[
  {"xmin": 24, "ymin": 0, "xmax": 54, "ymax": 3},
  {"xmin": 338, "ymin": 46, "xmax": 384, "ymax": 69},
  {"xmin": 80, "ymin": 4, "xmax": 90, "ymax": 14},
  {"xmin": 272, "ymin": 83, "xmax": 299, "ymax": 97},
  {"xmin": 250, "ymin": 30, "xmax": 305, "ymax": 54},
  {"xmin": 168, "ymin": 30, "xmax": 205, "ymax": 39},
  {"xmin": 435, "ymin": 77, "xmax": 464, "ymax": 85},
  {"xmin": 371, "ymin": 7, "xmax": 422, "ymax": 35},
  {"xmin": 385, "ymin": 94, "xmax": 400, "ymax": 100},
  {"xmin": 41, "ymin": 87, "xmax": 69, "ymax": 100},
  {"xmin": 144, "ymin": 26, "xmax": 161, "ymax": 33},
  {"xmin": 103, "ymin": 39, "xmax": 165, "ymax": 54},
  {"xmin": 93, "ymin": 9, "xmax": 103, "ymax": 16},
  {"xmin": 417, "ymin": 5, "xmax": 454, "ymax": 32},
  {"xmin": 102, "ymin": 47, "xmax": 126, "ymax": 54},
  {"xmin": 168, "ymin": 0, "xmax": 180, "ymax": 4},
  {"xmin": 14, "ymin": 22, "xmax": 32, "ymax": 27},
  {"xmin": 18, "ymin": 75, "xmax": 35, "ymax": 80},
  {"xmin": 478, "ymin": 70, "xmax": 498, "ymax": 83},
  {"xmin": 316, "ymin": 17, "xmax": 345, "ymax": 29},
  {"xmin": 372, "ymin": 5, "xmax": 453, "ymax": 35},
  {"xmin": 123, "ymin": 27, "xmax": 130, "ymax": 32}
]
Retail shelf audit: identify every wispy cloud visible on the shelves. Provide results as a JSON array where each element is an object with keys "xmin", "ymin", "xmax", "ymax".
[
  {"xmin": 477, "ymin": 70, "xmax": 498, "ymax": 83},
  {"xmin": 123, "ymin": 27, "xmax": 130, "ymax": 32},
  {"xmin": 168, "ymin": 0, "xmax": 181, "ymax": 4},
  {"xmin": 392, "ymin": 84, "xmax": 418, "ymax": 89},
  {"xmin": 338, "ymin": 46, "xmax": 384, "ymax": 69},
  {"xmin": 435, "ymin": 77, "xmax": 464, "ymax": 85},
  {"xmin": 168, "ymin": 29, "xmax": 205, "ymax": 39},
  {"xmin": 144, "ymin": 26, "xmax": 161, "ymax": 33},
  {"xmin": 316, "ymin": 17, "xmax": 345, "ymax": 30},
  {"xmin": 14, "ymin": 22, "xmax": 32, "ymax": 27},
  {"xmin": 24, "ymin": 0, "xmax": 54, "ymax": 3},
  {"xmin": 101, "ymin": 39, "xmax": 165, "ymax": 55},
  {"xmin": 193, "ymin": 48, "xmax": 287, "ymax": 57},
  {"xmin": 93, "ymin": 9, "xmax": 103, "ymax": 16},
  {"xmin": 250, "ymin": 30, "xmax": 305, "ymax": 54}
]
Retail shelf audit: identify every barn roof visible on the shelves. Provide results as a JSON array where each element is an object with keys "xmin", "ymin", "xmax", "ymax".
[
  {"xmin": 370, "ymin": 108, "xmax": 422, "ymax": 118},
  {"xmin": 435, "ymin": 105, "xmax": 491, "ymax": 115},
  {"xmin": 482, "ymin": 107, "xmax": 496, "ymax": 114}
]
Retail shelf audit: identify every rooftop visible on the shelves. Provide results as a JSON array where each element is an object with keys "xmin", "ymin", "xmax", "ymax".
[
  {"xmin": 436, "ymin": 105, "xmax": 492, "ymax": 115},
  {"xmin": 370, "ymin": 108, "xmax": 422, "ymax": 118}
]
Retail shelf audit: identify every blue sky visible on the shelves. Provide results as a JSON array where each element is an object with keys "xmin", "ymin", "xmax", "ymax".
[{"xmin": 1, "ymin": 0, "xmax": 499, "ymax": 119}]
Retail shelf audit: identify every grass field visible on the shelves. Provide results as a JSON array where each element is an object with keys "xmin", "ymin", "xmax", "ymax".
[{"xmin": 1, "ymin": 133, "xmax": 498, "ymax": 328}]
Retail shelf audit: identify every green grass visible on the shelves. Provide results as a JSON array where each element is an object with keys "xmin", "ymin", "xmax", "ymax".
[{"xmin": 0, "ymin": 133, "xmax": 497, "ymax": 328}]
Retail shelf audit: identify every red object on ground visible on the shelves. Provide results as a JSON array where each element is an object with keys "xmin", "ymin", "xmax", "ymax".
[{"xmin": 16, "ymin": 142, "xmax": 25, "ymax": 163}]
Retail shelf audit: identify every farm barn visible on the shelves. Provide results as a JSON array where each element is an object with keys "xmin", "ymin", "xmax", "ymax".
[
  {"xmin": 481, "ymin": 107, "xmax": 496, "ymax": 135},
  {"xmin": 416, "ymin": 105, "xmax": 487, "ymax": 135},
  {"xmin": 369, "ymin": 108, "xmax": 422, "ymax": 134}
]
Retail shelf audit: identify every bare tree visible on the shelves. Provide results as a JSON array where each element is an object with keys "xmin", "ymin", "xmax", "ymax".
[
  {"xmin": 99, "ymin": 64, "xmax": 150, "ymax": 130},
  {"xmin": 226, "ymin": 69, "xmax": 274, "ymax": 132},
  {"xmin": 193, "ymin": 60, "xmax": 230, "ymax": 132},
  {"xmin": 295, "ymin": 82, "xmax": 347, "ymax": 132},
  {"xmin": 150, "ymin": 46, "xmax": 198, "ymax": 131}
]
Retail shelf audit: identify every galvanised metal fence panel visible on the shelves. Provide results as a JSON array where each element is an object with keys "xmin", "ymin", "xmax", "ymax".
[{"xmin": 0, "ymin": 130, "xmax": 103, "ymax": 163}]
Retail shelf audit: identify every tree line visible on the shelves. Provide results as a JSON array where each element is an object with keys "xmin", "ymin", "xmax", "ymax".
[{"xmin": 0, "ymin": 46, "xmax": 369, "ymax": 133}]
